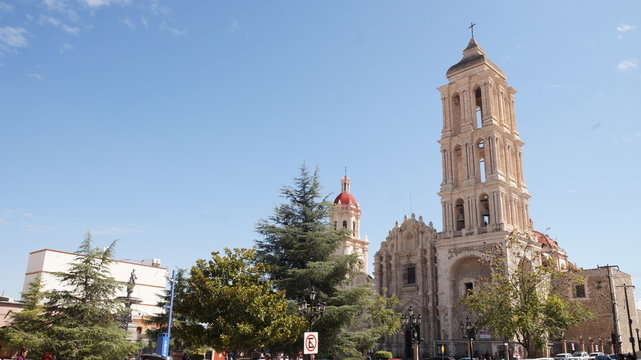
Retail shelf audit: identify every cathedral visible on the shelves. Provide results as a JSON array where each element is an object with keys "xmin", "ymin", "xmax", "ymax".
[{"xmin": 332, "ymin": 37, "xmax": 573, "ymax": 358}]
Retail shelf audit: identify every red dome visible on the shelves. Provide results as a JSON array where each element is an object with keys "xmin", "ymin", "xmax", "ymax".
[
  {"xmin": 333, "ymin": 192, "xmax": 359, "ymax": 207},
  {"xmin": 533, "ymin": 230, "xmax": 559, "ymax": 248}
]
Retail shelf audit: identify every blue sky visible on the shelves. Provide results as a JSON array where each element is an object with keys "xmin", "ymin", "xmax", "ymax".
[{"xmin": 1, "ymin": 1, "xmax": 640, "ymax": 302}]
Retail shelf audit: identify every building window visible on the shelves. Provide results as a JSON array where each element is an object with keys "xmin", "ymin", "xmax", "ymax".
[
  {"xmin": 405, "ymin": 266, "xmax": 416, "ymax": 285},
  {"xmin": 455, "ymin": 198, "xmax": 465, "ymax": 231},
  {"xmin": 475, "ymin": 87, "xmax": 483, "ymax": 129},
  {"xmin": 464, "ymin": 282, "xmax": 474, "ymax": 293},
  {"xmin": 574, "ymin": 284, "xmax": 586, "ymax": 298},
  {"xmin": 342, "ymin": 220, "xmax": 347, "ymax": 228}
]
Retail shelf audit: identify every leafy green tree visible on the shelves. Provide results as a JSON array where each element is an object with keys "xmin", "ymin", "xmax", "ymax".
[
  {"xmin": 255, "ymin": 165, "xmax": 400, "ymax": 358},
  {"xmin": 176, "ymin": 247, "xmax": 305, "ymax": 358},
  {"xmin": 462, "ymin": 232, "xmax": 592, "ymax": 357}
]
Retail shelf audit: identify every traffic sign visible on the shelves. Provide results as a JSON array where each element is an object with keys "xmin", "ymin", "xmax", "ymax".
[{"xmin": 304, "ymin": 332, "xmax": 319, "ymax": 355}]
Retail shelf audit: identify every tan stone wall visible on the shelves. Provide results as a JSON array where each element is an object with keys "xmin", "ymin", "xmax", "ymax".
[{"xmin": 563, "ymin": 268, "xmax": 640, "ymax": 354}]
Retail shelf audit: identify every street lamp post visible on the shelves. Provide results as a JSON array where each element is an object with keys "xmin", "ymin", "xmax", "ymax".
[
  {"xmin": 297, "ymin": 289, "xmax": 327, "ymax": 332},
  {"xmin": 297, "ymin": 289, "xmax": 326, "ymax": 360},
  {"xmin": 401, "ymin": 306, "xmax": 422, "ymax": 360},
  {"xmin": 460, "ymin": 315, "xmax": 476, "ymax": 359}
]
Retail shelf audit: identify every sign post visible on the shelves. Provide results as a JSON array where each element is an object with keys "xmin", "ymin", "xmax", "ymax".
[{"xmin": 304, "ymin": 332, "xmax": 319, "ymax": 356}]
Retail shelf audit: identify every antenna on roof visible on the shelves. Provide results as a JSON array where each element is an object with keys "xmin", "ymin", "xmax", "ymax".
[
  {"xmin": 344, "ymin": 166, "xmax": 348, "ymax": 177},
  {"xmin": 469, "ymin": 22, "xmax": 476, "ymax": 38}
]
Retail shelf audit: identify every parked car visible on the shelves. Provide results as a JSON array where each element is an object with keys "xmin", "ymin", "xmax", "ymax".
[
  {"xmin": 595, "ymin": 355, "xmax": 610, "ymax": 360},
  {"xmin": 570, "ymin": 352, "xmax": 590, "ymax": 360},
  {"xmin": 554, "ymin": 353, "xmax": 573, "ymax": 360},
  {"xmin": 589, "ymin": 353, "xmax": 605, "ymax": 360}
]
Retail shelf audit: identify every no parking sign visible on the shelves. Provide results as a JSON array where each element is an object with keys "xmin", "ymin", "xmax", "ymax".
[{"xmin": 304, "ymin": 332, "xmax": 318, "ymax": 355}]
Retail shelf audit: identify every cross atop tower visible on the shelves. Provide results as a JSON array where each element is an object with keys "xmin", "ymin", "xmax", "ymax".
[{"xmin": 469, "ymin": 22, "xmax": 476, "ymax": 38}]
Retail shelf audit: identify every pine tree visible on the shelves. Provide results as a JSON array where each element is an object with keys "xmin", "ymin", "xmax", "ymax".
[
  {"xmin": 42, "ymin": 233, "xmax": 140, "ymax": 360},
  {"xmin": 2, "ymin": 277, "xmax": 49, "ymax": 359},
  {"xmin": 255, "ymin": 165, "xmax": 400, "ymax": 358},
  {"xmin": 2, "ymin": 233, "xmax": 140, "ymax": 360}
]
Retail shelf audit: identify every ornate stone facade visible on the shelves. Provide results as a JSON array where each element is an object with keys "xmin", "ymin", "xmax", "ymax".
[{"xmin": 374, "ymin": 38, "xmax": 570, "ymax": 359}]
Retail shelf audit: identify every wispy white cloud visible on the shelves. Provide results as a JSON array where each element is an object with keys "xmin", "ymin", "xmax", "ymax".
[
  {"xmin": 27, "ymin": 72, "xmax": 43, "ymax": 80},
  {"xmin": 616, "ymin": 24, "xmax": 636, "ymax": 38},
  {"xmin": 617, "ymin": 59, "xmax": 638, "ymax": 72},
  {"xmin": 79, "ymin": 0, "xmax": 130, "ymax": 8},
  {"xmin": 160, "ymin": 22, "xmax": 185, "ymax": 36},
  {"xmin": 228, "ymin": 17, "xmax": 241, "ymax": 33},
  {"xmin": 0, "ymin": 209, "xmax": 62, "ymax": 232},
  {"xmin": 0, "ymin": 1, "xmax": 13, "ymax": 12},
  {"xmin": 59, "ymin": 43, "xmax": 73, "ymax": 53},
  {"xmin": 42, "ymin": 0, "xmax": 78, "ymax": 20},
  {"xmin": 613, "ymin": 131, "xmax": 641, "ymax": 144},
  {"xmin": 0, "ymin": 26, "xmax": 28, "ymax": 54},
  {"xmin": 39, "ymin": 15, "xmax": 80, "ymax": 34},
  {"xmin": 148, "ymin": 0, "xmax": 170, "ymax": 16},
  {"xmin": 43, "ymin": 0, "xmax": 68, "ymax": 12},
  {"xmin": 121, "ymin": 17, "xmax": 135, "ymax": 29}
]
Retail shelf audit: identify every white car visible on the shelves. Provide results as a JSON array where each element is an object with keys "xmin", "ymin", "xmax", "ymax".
[
  {"xmin": 570, "ymin": 352, "xmax": 590, "ymax": 360},
  {"xmin": 555, "ymin": 354, "xmax": 573, "ymax": 360},
  {"xmin": 588, "ymin": 353, "xmax": 605, "ymax": 360}
]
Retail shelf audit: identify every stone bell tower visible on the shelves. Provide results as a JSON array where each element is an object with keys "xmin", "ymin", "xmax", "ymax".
[
  {"xmin": 331, "ymin": 176, "xmax": 369, "ymax": 274},
  {"xmin": 434, "ymin": 37, "xmax": 537, "ymax": 349},
  {"xmin": 437, "ymin": 37, "xmax": 531, "ymax": 238}
]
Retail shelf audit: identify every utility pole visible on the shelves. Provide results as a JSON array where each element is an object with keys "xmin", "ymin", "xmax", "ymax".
[
  {"xmin": 618, "ymin": 284, "xmax": 636, "ymax": 356},
  {"xmin": 599, "ymin": 265, "xmax": 621, "ymax": 357}
]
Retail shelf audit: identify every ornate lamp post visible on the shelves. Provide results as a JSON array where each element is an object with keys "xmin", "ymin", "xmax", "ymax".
[
  {"xmin": 297, "ymin": 289, "xmax": 327, "ymax": 332},
  {"xmin": 401, "ymin": 306, "xmax": 422, "ymax": 360},
  {"xmin": 460, "ymin": 315, "xmax": 476, "ymax": 359},
  {"xmin": 561, "ymin": 333, "xmax": 567, "ymax": 354},
  {"xmin": 589, "ymin": 337, "xmax": 594, "ymax": 352}
]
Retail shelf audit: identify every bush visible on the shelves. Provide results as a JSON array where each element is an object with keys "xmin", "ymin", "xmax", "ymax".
[{"xmin": 374, "ymin": 351, "xmax": 393, "ymax": 360}]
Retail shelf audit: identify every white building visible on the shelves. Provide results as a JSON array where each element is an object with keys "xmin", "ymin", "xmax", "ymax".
[{"xmin": 23, "ymin": 248, "xmax": 168, "ymax": 318}]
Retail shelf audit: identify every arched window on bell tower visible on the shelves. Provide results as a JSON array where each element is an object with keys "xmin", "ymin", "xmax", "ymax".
[
  {"xmin": 342, "ymin": 220, "xmax": 347, "ymax": 229},
  {"xmin": 451, "ymin": 94, "xmax": 461, "ymax": 134},
  {"xmin": 352, "ymin": 221, "xmax": 356, "ymax": 235},
  {"xmin": 475, "ymin": 87, "xmax": 483, "ymax": 129},
  {"xmin": 454, "ymin": 145, "xmax": 464, "ymax": 186},
  {"xmin": 477, "ymin": 139, "xmax": 486, "ymax": 183},
  {"xmin": 479, "ymin": 193, "xmax": 490, "ymax": 227},
  {"xmin": 455, "ymin": 198, "xmax": 465, "ymax": 231}
]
